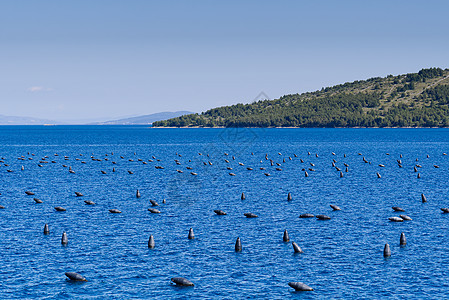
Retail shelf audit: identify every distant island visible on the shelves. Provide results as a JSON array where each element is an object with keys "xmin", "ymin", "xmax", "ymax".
[
  {"xmin": 0, "ymin": 111, "xmax": 194, "ymax": 126},
  {"xmin": 0, "ymin": 115, "xmax": 64, "ymax": 125},
  {"xmin": 153, "ymin": 68, "xmax": 449, "ymax": 128},
  {"xmin": 92, "ymin": 111, "xmax": 194, "ymax": 125}
]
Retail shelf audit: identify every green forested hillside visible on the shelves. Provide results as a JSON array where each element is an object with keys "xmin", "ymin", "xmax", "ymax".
[{"xmin": 153, "ymin": 68, "xmax": 449, "ymax": 127}]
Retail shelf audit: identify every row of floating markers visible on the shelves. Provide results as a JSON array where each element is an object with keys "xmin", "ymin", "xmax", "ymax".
[
  {"xmin": 61, "ymin": 228, "xmax": 409, "ymax": 292},
  {"xmin": 64, "ymin": 271, "xmax": 314, "ymax": 292},
  {"xmin": 60, "ymin": 230, "xmax": 414, "ymax": 291},
  {"xmin": 48, "ymin": 191, "xmax": 442, "ymax": 293},
  {"xmin": 9, "ymin": 188, "xmax": 449, "ymax": 218},
  {"xmin": 3, "ymin": 150, "xmax": 448, "ymax": 181},
  {"xmin": 60, "ymin": 228, "xmax": 313, "ymax": 290},
  {"xmin": 10, "ymin": 189, "xmax": 449, "ymax": 218},
  {"xmin": 1, "ymin": 181, "xmax": 447, "ymax": 294},
  {"xmin": 43, "ymin": 187, "xmax": 325, "ymax": 292},
  {"xmin": 3, "ymin": 147, "xmax": 449, "ymax": 293}
]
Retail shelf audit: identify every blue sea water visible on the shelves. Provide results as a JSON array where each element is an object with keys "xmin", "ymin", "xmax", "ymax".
[{"xmin": 1, "ymin": 126, "xmax": 449, "ymax": 299}]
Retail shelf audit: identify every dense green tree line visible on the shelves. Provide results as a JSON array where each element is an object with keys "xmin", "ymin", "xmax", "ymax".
[
  {"xmin": 406, "ymin": 67, "xmax": 444, "ymax": 83},
  {"xmin": 421, "ymin": 85, "xmax": 449, "ymax": 104},
  {"xmin": 153, "ymin": 68, "xmax": 449, "ymax": 128}
]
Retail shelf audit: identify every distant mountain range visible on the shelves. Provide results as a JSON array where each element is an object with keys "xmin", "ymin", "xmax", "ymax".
[
  {"xmin": 0, "ymin": 114, "xmax": 63, "ymax": 125},
  {"xmin": 91, "ymin": 111, "xmax": 194, "ymax": 125},
  {"xmin": 0, "ymin": 111, "xmax": 194, "ymax": 125}
]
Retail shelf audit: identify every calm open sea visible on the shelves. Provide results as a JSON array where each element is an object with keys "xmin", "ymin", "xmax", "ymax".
[{"xmin": 1, "ymin": 126, "xmax": 449, "ymax": 299}]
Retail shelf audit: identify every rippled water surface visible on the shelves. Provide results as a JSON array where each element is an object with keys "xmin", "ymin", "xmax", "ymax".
[{"xmin": 1, "ymin": 126, "xmax": 449, "ymax": 299}]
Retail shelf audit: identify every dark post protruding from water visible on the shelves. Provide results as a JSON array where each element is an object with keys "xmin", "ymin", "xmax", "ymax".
[
  {"xmin": 61, "ymin": 232, "xmax": 68, "ymax": 245},
  {"xmin": 283, "ymin": 230, "xmax": 290, "ymax": 242},
  {"xmin": 400, "ymin": 232, "xmax": 406, "ymax": 246},
  {"xmin": 241, "ymin": 192, "xmax": 245, "ymax": 200},
  {"xmin": 188, "ymin": 228, "xmax": 194, "ymax": 239},
  {"xmin": 235, "ymin": 237, "xmax": 242, "ymax": 252},
  {"xmin": 421, "ymin": 193, "xmax": 427, "ymax": 203},
  {"xmin": 287, "ymin": 192, "xmax": 292, "ymax": 201},
  {"xmin": 148, "ymin": 235, "xmax": 155, "ymax": 248},
  {"xmin": 44, "ymin": 224, "xmax": 49, "ymax": 235},
  {"xmin": 383, "ymin": 243, "xmax": 391, "ymax": 257},
  {"xmin": 292, "ymin": 242, "xmax": 303, "ymax": 253}
]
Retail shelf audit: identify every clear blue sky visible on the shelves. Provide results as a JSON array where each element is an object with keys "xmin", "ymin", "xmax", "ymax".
[{"xmin": 1, "ymin": 0, "xmax": 448, "ymax": 122}]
